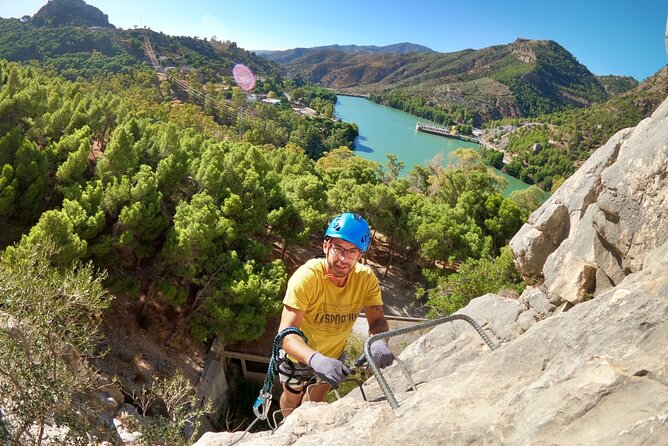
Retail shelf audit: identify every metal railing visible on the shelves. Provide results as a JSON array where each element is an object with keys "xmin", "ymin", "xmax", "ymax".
[{"xmin": 359, "ymin": 313, "xmax": 498, "ymax": 409}]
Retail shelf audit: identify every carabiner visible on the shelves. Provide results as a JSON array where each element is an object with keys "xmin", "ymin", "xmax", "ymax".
[{"xmin": 252, "ymin": 390, "xmax": 273, "ymax": 420}]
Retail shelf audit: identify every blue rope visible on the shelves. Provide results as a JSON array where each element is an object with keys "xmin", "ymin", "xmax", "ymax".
[{"xmin": 252, "ymin": 326, "xmax": 308, "ymax": 418}]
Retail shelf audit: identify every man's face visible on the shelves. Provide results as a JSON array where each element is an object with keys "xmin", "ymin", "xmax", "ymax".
[{"xmin": 323, "ymin": 238, "xmax": 362, "ymax": 278}]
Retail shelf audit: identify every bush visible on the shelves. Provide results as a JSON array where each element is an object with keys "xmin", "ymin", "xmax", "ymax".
[
  {"xmin": 104, "ymin": 274, "xmax": 142, "ymax": 298},
  {"xmin": 158, "ymin": 279, "xmax": 189, "ymax": 306},
  {"xmin": 325, "ymin": 332, "xmax": 371, "ymax": 403},
  {"xmin": 480, "ymin": 146, "xmax": 504, "ymax": 169},
  {"xmin": 425, "ymin": 247, "xmax": 524, "ymax": 317},
  {"xmin": 0, "ymin": 240, "xmax": 111, "ymax": 445},
  {"xmin": 132, "ymin": 370, "xmax": 213, "ymax": 446}
]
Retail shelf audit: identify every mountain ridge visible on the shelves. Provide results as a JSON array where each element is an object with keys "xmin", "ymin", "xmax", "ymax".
[
  {"xmin": 256, "ymin": 42, "xmax": 434, "ymax": 63},
  {"xmin": 0, "ymin": 17, "xmax": 278, "ymax": 83},
  {"xmin": 2, "ymin": 0, "xmax": 664, "ymax": 192},
  {"xmin": 276, "ymin": 38, "xmax": 612, "ymax": 121},
  {"xmin": 4, "ymin": 0, "xmax": 646, "ymax": 124}
]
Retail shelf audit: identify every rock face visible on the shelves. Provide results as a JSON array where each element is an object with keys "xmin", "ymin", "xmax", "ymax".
[
  {"xmin": 32, "ymin": 0, "xmax": 113, "ymax": 28},
  {"xmin": 510, "ymin": 96, "xmax": 667, "ymax": 304},
  {"xmin": 194, "ymin": 97, "xmax": 668, "ymax": 445}
]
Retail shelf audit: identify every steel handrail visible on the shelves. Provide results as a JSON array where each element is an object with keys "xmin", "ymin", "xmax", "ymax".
[{"xmin": 360, "ymin": 313, "xmax": 498, "ymax": 409}]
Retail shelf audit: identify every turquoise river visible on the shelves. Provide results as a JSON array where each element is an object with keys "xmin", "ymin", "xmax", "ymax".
[{"xmin": 334, "ymin": 95, "xmax": 529, "ymax": 195}]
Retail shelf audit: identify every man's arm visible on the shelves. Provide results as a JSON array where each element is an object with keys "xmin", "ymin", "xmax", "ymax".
[
  {"xmin": 364, "ymin": 304, "xmax": 390, "ymax": 336},
  {"xmin": 278, "ymin": 304, "xmax": 317, "ymax": 365}
]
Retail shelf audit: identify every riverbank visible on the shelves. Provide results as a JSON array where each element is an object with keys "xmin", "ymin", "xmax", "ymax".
[{"xmin": 335, "ymin": 95, "xmax": 531, "ymax": 195}]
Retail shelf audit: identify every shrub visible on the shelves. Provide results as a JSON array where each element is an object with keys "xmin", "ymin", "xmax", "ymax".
[
  {"xmin": 0, "ymin": 240, "xmax": 111, "ymax": 445},
  {"xmin": 425, "ymin": 247, "xmax": 524, "ymax": 317}
]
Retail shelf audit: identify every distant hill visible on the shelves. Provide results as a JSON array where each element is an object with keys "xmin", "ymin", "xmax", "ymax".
[
  {"xmin": 256, "ymin": 42, "xmax": 433, "ymax": 64},
  {"xmin": 276, "ymin": 38, "xmax": 614, "ymax": 121},
  {"xmin": 560, "ymin": 65, "xmax": 668, "ymax": 140},
  {"xmin": 479, "ymin": 65, "xmax": 668, "ymax": 190},
  {"xmin": 595, "ymin": 74, "xmax": 639, "ymax": 96},
  {"xmin": 2, "ymin": 1, "xmax": 661, "ymax": 129},
  {"xmin": 0, "ymin": 16, "xmax": 277, "ymax": 83},
  {"xmin": 32, "ymin": 0, "xmax": 113, "ymax": 28}
]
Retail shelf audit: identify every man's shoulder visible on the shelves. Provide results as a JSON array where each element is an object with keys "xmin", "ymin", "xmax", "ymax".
[
  {"xmin": 353, "ymin": 262, "xmax": 378, "ymax": 277},
  {"xmin": 303, "ymin": 257, "xmax": 324, "ymax": 271},
  {"xmin": 292, "ymin": 258, "xmax": 325, "ymax": 279}
]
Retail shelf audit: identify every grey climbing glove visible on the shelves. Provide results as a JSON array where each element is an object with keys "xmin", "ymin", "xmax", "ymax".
[
  {"xmin": 370, "ymin": 340, "xmax": 394, "ymax": 368},
  {"xmin": 308, "ymin": 352, "xmax": 351, "ymax": 388}
]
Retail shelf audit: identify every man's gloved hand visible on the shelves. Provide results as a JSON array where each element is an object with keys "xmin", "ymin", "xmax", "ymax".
[
  {"xmin": 370, "ymin": 340, "xmax": 394, "ymax": 368},
  {"xmin": 308, "ymin": 352, "xmax": 351, "ymax": 388}
]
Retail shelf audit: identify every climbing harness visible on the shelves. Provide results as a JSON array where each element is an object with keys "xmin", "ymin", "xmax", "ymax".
[
  {"xmin": 276, "ymin": 350, "xmax": 318, "ymax": 394},
  {"xmin": 358, "ymin": 313, "xmax": 498, "ymax": 410}
]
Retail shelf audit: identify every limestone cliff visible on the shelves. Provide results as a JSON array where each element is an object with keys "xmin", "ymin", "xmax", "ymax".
[
  {"xmin": 32, "ymin": 0, "xmax": 113, "ymax": 28},
  {"xmin": 195, "ymin": 89, "xmax": 668, "ymax": 444}
]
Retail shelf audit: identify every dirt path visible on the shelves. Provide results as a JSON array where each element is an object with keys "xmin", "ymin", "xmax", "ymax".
[{"xmin": 365, "ymin": 257, "xmax": 428, "ymax": 318}]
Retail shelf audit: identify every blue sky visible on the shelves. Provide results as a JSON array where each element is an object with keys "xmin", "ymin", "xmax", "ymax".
[{"xmin": 1, "ymin": 0, "xmax": 666, "ymax": 80}]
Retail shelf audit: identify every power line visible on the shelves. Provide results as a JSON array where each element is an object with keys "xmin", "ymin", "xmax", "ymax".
[{"xmin": 144, "ymin": 36, "xmax": 329, "ymax": 158}]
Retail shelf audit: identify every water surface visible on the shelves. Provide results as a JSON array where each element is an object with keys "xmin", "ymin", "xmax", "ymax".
[{"xmin": 335, "ymin": 95, "xmax": 529, "ymax": 195}]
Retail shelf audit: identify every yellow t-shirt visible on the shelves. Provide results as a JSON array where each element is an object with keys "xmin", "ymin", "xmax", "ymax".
[{"xmin": 283, "ymin": 258, "xmax": 383, "ymax": 359}]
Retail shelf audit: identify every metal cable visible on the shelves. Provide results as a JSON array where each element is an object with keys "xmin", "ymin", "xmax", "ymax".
[
  {"xmin": 232, "ymin": 315, "xmax": 495, "ymax": 442},
  {"xmin": 361, "ymin": 313, "xmax": 497, "ymax": 410}
]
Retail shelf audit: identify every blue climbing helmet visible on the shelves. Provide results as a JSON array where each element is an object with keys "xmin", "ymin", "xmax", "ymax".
[{"xmin": 325, "ymin": 213, "xmax": 372, "ymax": 252}]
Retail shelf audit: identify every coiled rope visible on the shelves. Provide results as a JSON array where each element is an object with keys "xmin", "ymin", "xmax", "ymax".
[
  {"xmin": 254, "ymin": 326, "xmax": 308, "ymax": 418},
  {"xmin": 229, "ymin": 326, "xmax": 307, "ymax": 445}
]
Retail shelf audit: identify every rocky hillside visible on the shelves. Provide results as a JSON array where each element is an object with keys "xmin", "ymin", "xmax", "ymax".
[
  {"xmin": 195, "ymin": 82, "xmax": 668, "ymax": 445},
  {"xmin": 0, "ymin": 1, "xmax": 277, "ymax": 83},
  {"xmin": 596, "ymin": 74, "xmax": 639, "ymax": 96},
  {"xmin": 32, "ymin": 0, "xmax": 113, "ymax": 28},
  {"xmin": 276, "ymin": 38, "xmax": 612, "ymax": 120}
]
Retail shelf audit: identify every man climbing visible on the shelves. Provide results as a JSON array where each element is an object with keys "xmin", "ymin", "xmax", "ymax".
[{"xmin": 277, "ymin": 212, "xmax": 394, "ymax": 416}]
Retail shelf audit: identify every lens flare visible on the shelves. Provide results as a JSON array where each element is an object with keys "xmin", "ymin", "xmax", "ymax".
[{"xmin": 232, "ymin": 63, "xmax": 256, "ymax": 91}]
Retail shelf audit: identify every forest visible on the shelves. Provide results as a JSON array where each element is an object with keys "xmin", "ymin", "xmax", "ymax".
[
  {"xmin": 0, "ymin": 54, "xmax": 540, "ymax": 443},
  {"xmin": 483, "ymin": 75, "xmax": 666, "ymax": 192},
  {"xmin": 0, "ymin": 58, "xmax": 535, "ymax": 339}
]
